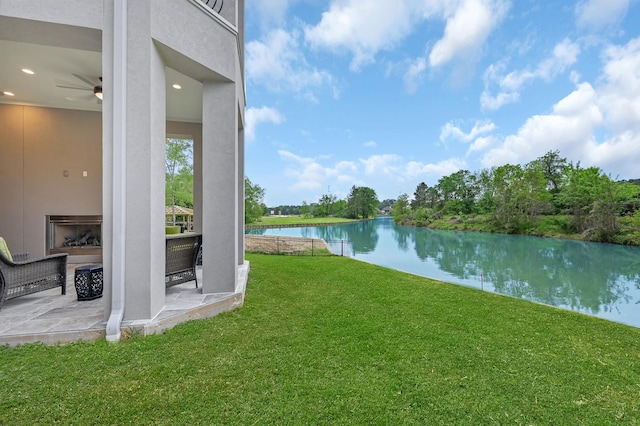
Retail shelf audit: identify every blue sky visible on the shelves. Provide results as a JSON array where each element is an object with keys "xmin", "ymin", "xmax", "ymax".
[{"xmin": 245, "ymin": 0, "xmax": 640, "ymax": 207}]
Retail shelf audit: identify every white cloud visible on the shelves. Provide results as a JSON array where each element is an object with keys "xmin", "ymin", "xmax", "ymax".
[
  {"xmin": 478, "ymin": 37, "xmax": 640, "ymax": 179},
  {"xmin": 247, "ymin": 29, "xmax": 337, "ymax": 100},
  {"xmin": 440, "ymin": 120, "xmax": 496, "ymax": 143},
  {"xmin": 278, "ymin": 151, "xmax": 359, "ymax": 192},
  {"xmin": 252, "ymin": 0, "xmax": 291, "ymax": 28},
  {"xmin": 588, "ymin": 131, "xmax": 640, "ymax": 178},
  {"xmin": 278, "ymin": 150, "xmax": 326, "ymax": 191},
  {"xmin": 598, "ymin": 38, "xmax": 640, "ymax": 132},
  {"xmin": 429, "ymin": 0, "xmax": 510, "ymax": 68},
  {"xmin": 363, "ymin": 140, "xmax": 377, "ymax": 148},
  {"xmin": 404, "ymin": 158, "xmax": 466, "ymax": 180},
  {"xmin": 304, "ymin": 0, "xmax": 417, "ymax": 71},
  {"xmin": 481, "ymin": 38, "xmax": 581, "ymax": 110},
  {"xmin": 246, "ymin": 106, "xmax": 284, "ymax": 142},
  {"xmin": 403, "ymin": 57, "xmax": 427, "ymax": 94},
  {"xmin": 467, "ymin": 135, "xmax": 498, "ymax": 154},
  {"xmin": 304, "ymin": 0, "xmax": 509, "ymax": 77},
  {"xmin": 480, "ymin": 82, "xmax": 603, "ymax": 167},
  {"xmin": 575, "ymin": 0, "xmax": 630, "ymax": 30},
  {"xmin": 359, "ymin": 154, "xmax": 403, "ymax": 175}
]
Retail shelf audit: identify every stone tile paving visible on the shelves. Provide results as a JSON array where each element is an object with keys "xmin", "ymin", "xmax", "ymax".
[{"xmin": 0, "ymin": 263, "xmax": 248, "ymax": 346}]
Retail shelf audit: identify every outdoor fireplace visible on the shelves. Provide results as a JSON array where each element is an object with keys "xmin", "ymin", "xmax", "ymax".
[{"xmin": 46, "ymin": 215, "xmax": 102, "ymax": 263}]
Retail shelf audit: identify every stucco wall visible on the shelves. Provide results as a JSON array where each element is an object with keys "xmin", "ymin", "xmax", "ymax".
[{"xmin": 0, "ymin": 104, "xmax": 103, "ymax": 257}]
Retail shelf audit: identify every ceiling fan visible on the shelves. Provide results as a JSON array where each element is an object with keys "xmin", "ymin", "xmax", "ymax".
[{"xmin": 56, "ymin": 74, "xmax": 102, "ymax": 103}]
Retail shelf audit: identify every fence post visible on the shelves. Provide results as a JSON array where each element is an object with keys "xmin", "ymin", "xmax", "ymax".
[{"xmin": 311, "ymin": 239, "xmax": 314, "ymax": 256}]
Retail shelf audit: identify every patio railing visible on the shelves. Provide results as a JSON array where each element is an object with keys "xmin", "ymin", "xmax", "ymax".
[{"xmin": 199, "ymin": 0, "xmax": 223, "ymax": 13}]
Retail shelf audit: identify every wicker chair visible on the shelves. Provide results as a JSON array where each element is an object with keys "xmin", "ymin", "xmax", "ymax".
[
  {"xmin": 165, "ymin": 233, "xmax": 202, "ymax": 289},
  {"xmin": 0, "ymin": 250, "xmax": 67, "ymax": 309}
]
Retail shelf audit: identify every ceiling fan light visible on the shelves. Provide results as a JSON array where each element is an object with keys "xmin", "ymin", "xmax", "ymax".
[{"xmin": 94, "ymin": 85, "xmax": 103, "ymax": 100}]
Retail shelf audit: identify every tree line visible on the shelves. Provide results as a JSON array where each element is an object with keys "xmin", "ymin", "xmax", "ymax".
[
  {"xmin": 245, "ymin": 182, "xmax": 381, "ymax": 223},
  {"xmin": 392, "ymin": 150, "xmax": 640, "ymax": 242}
]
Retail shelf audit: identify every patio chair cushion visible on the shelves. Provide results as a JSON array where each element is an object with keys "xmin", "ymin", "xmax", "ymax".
[
  {"xmin": 166, "ymin": 226, "xmax": 181, "ymax": 235},
  {"xmin": 0, "ymin": 237, "xmax": 12, "ymax": 261}
]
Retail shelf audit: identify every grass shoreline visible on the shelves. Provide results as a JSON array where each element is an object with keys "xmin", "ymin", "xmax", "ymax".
[
  {"xmin": 249, "ymin": 214, "xmax": 640, "ymax": 247},
  {"xmin": 418, "ymin": 214, "xmax": 640, "ymax": 246},
  {"xmin": 247, "ymin": 215, "xmax": 361, "ymax": 228},
  {"xmin": 2, "ymin": 254, "xmax": 639, "ymax": 424}
]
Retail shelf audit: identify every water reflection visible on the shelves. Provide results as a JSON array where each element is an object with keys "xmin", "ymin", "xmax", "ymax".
[
  {"xmin": 246, "ymin": 217, "xmax": 640, "ymax": 327},
  {"xmin": 411, "ymin": 227, "xmax": 638, "ymax": 316}
]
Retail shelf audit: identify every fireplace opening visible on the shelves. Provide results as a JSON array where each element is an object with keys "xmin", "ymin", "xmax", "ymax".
[{"xmin": 47, "ymin": 215, "xmax": 102, "ymax": 262}]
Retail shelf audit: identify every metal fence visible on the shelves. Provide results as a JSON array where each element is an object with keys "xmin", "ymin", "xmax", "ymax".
[{"xmin": 245, "ymin": 235, "xmax": 352, "ymax": 257}]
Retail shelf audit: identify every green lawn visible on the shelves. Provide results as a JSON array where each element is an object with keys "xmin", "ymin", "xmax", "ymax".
[
  {"xmin": 2, "ymin": 254, "xmax": 640, "ymax": 424},
  {"xmin": 251, "ymin": 215, "xmax": 359, "ymax": 226}
]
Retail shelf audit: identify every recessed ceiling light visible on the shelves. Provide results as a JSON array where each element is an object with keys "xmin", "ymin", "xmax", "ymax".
[
  {"xmin": 172, "ymin": 84, "xmax": 182, "ymax": 90},
  {"xmin": 2, "ymin": 91, "xmax": 15, "ymax": 96},
  {"xmin": 22, "ymin": 68, "xmax": 35, "ymax": 75}
]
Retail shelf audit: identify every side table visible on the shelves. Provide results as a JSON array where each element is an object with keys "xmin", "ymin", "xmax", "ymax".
[{"xmin": 74, "ymin": 264, "xmax": 104, "ymax": 301}]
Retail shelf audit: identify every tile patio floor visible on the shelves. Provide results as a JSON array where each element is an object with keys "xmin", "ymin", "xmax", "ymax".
[{"xmin": 0, "ymin": 264, "xmax": 248, "ymax": 346}]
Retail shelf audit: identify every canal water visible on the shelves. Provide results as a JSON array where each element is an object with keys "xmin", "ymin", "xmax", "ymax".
[{"xmin": 247, "ymin": 216, "xmax": 640, "ymax": 328}]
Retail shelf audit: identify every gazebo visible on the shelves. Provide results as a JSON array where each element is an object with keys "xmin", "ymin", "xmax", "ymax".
[{"xmin": 165, "ymin": 205, "xmax": 194, "ymax": 231}]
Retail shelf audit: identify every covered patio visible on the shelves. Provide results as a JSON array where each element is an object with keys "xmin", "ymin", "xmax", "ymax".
[
  {"xmin": 0, "ymin": 264, "xmax": 247, "ymax": 346},
  {"xmin": 0, "ymin": 0, "xmax": 248, "ymax": 344}
]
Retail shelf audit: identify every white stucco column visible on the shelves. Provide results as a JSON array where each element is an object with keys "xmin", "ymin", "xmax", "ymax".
[
  {"xmin": 122, "ymin": 1, "xmax": 166, "ymax": 320},
  {"xmin": 202, "ymin": 81, "xmax": 238, "ymax": 293},
  {"xmin": 193, "ymin": 130, "xmax": 203, "ymax": 234},
  {"xmin": 238, "ymin": 127, "xmax": 245, "ymax": 264}
]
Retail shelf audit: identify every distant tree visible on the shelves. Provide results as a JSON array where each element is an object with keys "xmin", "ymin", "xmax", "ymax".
[
  {"xmin": 492, "ymin": 164, "xmax": 550, "ymax": 231},
  {"xmin": 300, "ymin": 201, "xmax": 311, "ymax": 218},
  {"xmin": 392, "ymin": 193, "xmax": 411, "ymax": 222},
  {"xmin": 270, "ymin": 205, "xmax": 303, "ymax": 215},
  {"xmin": 435, "ymin": 170, "xmax": 477, "ymax": 214},
  {"xmin": 531, "ymin": 150, "xmax": 568, "ymax": 194},
  {"xmin": 617, "ymin": 182, "xmax": 640, "ymax": 215},
  {"xmin": 558, "ymin": 165, "xmax": 621, "ymax": 240},
  {"xmin": 411, "ymin": 182, "xmax": 429, "ymax": 210},
  {"xmin": 346, "ymin": 186, "xmax": 379, "ymax": 219},
  {"xmin": 245, "ymin": 177, "xmax": 266, "ymax": 224},
  {"xmin": 315, "ymin": 193, "xmax": 337, "ymax": 217},
  {"xmin": 474, "ymin": 168, "xmax": 496, "ymax": 214},
  {"xmin": 333, "ymin": 199, "xmax": 348, "ymax": 217}
]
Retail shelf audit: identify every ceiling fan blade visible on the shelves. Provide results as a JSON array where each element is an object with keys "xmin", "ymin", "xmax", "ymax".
[
  {"xmin": 56, "ymin": 84, "xmax": 92, "ymax": 91},
  {"xmin": 72, "ymin": 73, "xmax": 97, "ymax": 87}
]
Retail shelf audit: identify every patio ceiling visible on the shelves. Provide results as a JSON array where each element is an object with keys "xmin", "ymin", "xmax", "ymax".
[{"xmin": 0, "ymin": 39, "xmax": 203, "ymax": 122}]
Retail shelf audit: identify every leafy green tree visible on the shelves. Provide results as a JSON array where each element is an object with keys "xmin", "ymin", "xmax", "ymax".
[
  {"xmin": 492, "ymin": 164, "xmax": 550, "ymax": 231},
  {"xmin": 392, "ymin": 193, "xmax": 411, "ymax": 223},
  {"xmin": 617, "ymin": 182, "xmax": 640, "ymax": 215},
  {"xmin": 531, "ymin": 150, "xmax": 568, "ymax": 194},
  {"xmin": 558, "ymin": 165, "xmax": 622, "ymax": 240},
  {"xmin": 436, "ymin": 170, "xmax": 477, "ymax": 214},
  {"xmin": 346, "ymin": 186, "xmax": 379, "ymax": 219},
  {"xmin": 315, "ymin": 193, "xmax": 337, "ymax": 217},
  {"xmin": 332, "ymin": 199, "xmax": 349, "ymax": 217},
  {"xmin": 245, "ymin": 177, "xmax": 266, "ymax": 224},
  {"xmin": 300, "ymin": 201, "xmax": 311, "ymax": 218},
  {"xmin": 166, "ymin": 138, "xmax": 193, "ymax": 209},
  {"xmin": 474, "ymin": 168, "xmax": 496, "ymax": 214},
  {"xmin": 426, "ymin": 186, "xmax": 439, "ymax": 209},
  {"xmin": 529, "ymin": 150, "xmax": 568, "ymax": 213},
  {"xmin": 411, "ymin": 182, "xmax": 430, "ymax": 210}
]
